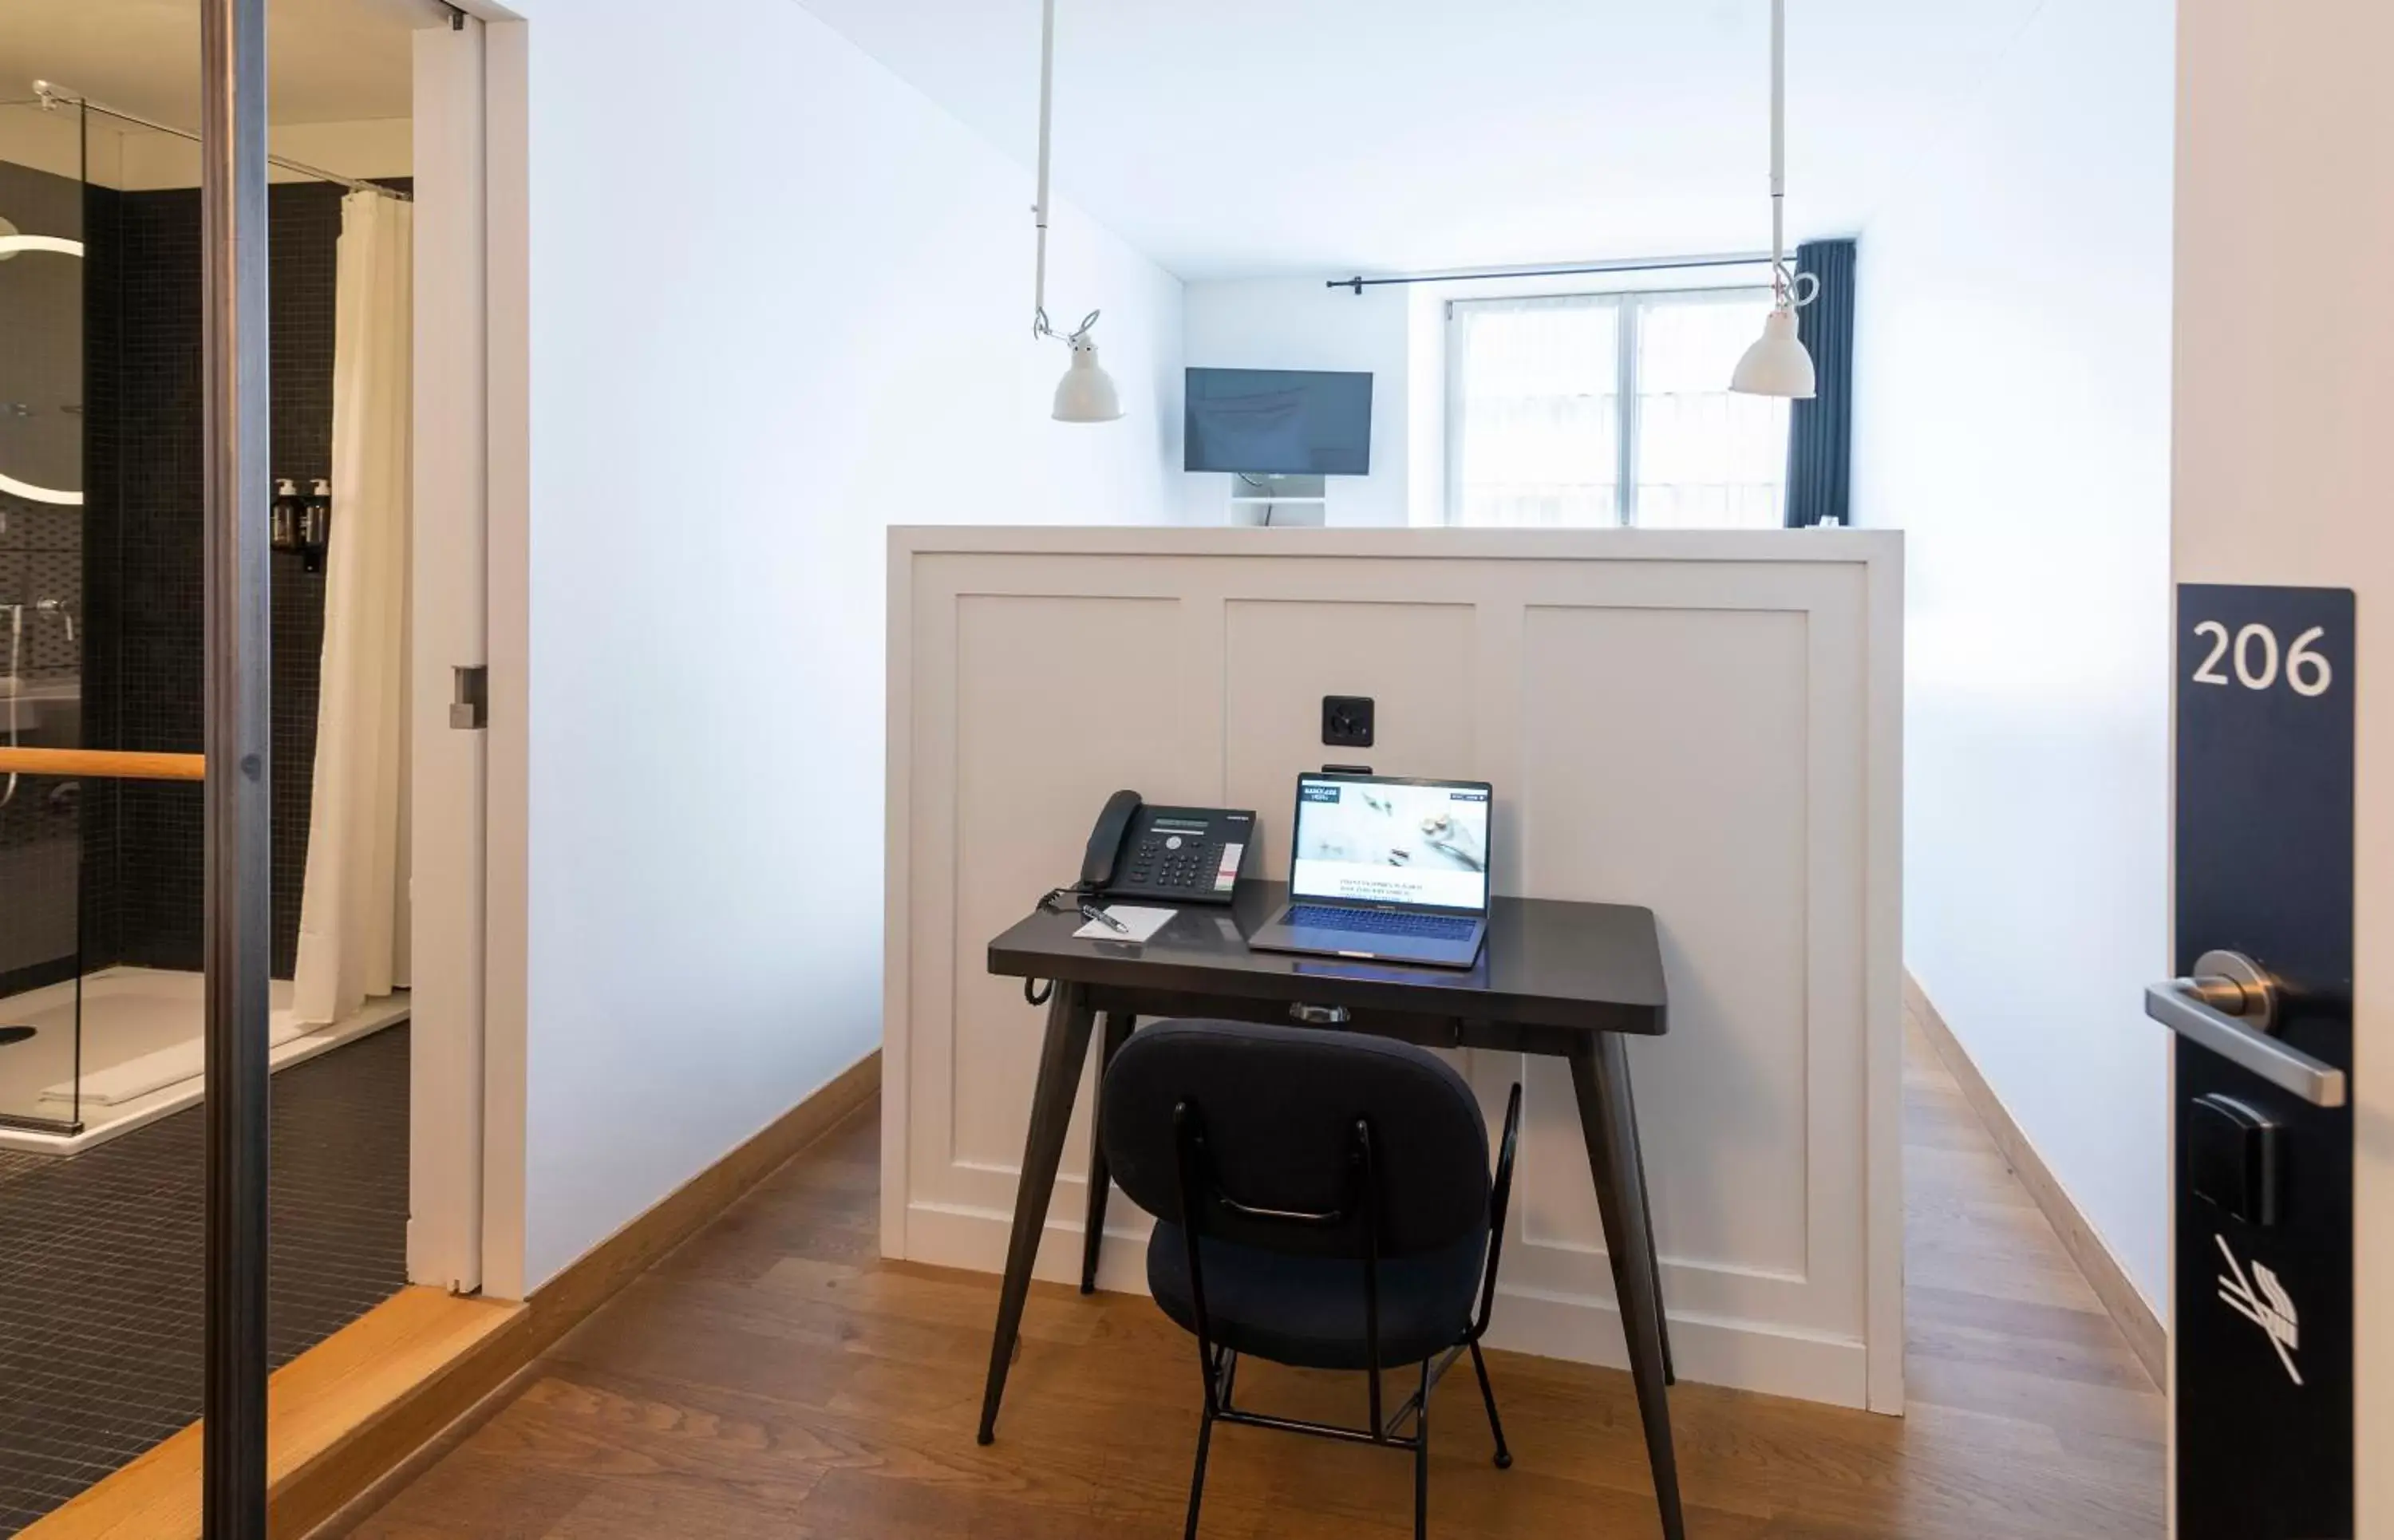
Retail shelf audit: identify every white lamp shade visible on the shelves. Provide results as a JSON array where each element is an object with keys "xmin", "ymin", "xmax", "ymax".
[
  {"xmin": 1730, "ymin": 308, "xmax": 1817, "ymax": 399},
  {"xmin": 1053, "ymin": 339, "xmax": 1123, "ymax": 423}
]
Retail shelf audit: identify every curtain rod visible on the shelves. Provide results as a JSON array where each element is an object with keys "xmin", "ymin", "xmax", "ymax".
[
  {"xmin": 1328, "ymin": 251, "xmax": 1778, "ymax": 294},
  {"xmin": 31, "ymin": 81, "xmax": 412, "ymax": 202}
]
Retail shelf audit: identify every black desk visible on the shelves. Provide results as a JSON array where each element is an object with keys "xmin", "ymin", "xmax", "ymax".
[{"xmin": 978, "ymin": 880, "xmax": 1685, "ymax": 1540}]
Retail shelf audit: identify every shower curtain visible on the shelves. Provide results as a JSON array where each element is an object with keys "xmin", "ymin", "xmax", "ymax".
[{"xmin": 293, "ymin": 191, "xmax": 413, "ymax": 1027}]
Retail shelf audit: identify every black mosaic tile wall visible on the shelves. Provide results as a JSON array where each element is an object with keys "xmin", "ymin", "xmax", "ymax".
[
  {"xmin": 77, "ymin": 183, "xmax": 124, "ymax": 977},
  {"xmin": 85, "ymin": 181, "xmax": 386, "ymax": 979}
]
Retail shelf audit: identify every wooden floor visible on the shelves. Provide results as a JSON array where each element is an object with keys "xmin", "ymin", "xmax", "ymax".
[{"xmin": 338, "ymin": 1022, "xmax": 2165, "ymax": 1539}]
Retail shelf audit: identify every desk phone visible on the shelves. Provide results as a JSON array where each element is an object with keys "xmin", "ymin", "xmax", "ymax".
[{"xmin": 1082, "ymin": 790, "xmax": 1256, "ymax": 905}]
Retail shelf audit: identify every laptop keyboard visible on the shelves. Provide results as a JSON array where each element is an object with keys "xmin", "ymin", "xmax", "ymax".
[{"xmin": 1286, "ymin": 905, "xmax": 1479, "ymax": 942}]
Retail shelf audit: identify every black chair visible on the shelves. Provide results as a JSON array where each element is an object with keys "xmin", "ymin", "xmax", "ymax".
[{"xmin": 1099, "ymin": 1019, "xmax": 1523, "ymax": 1540}]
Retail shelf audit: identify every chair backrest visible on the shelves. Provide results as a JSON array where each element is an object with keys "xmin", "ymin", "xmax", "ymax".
[{"xmin": 1100, "ymin": 1019, "xmax": 1490, "ymax": 1260}]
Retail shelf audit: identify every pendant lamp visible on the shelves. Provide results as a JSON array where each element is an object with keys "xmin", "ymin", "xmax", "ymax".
[
  {"xmin": 1730, "ymin": 0, "xmax": 1819, "ymax": 399},
  {"xmin": 1030, "ymin": 0, "xmax": 1121, "ymax": 422}
]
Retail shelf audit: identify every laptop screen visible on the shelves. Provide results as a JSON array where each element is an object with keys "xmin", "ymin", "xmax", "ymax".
[{"xmin": 1290, "ymin": 775, "xmax": 1491, "ymax": 913}]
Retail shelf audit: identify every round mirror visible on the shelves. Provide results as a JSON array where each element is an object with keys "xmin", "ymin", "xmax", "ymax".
[{"xmin": 0, "ymin": 228, "xmax": 87, "ymax": 507}]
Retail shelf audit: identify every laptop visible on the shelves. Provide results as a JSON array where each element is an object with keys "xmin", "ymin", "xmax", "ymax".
[{"xmin": 1246, "ymin": 772, "xmax": 1491, "ymax": 969}]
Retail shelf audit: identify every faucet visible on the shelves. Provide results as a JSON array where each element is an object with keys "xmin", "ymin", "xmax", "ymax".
[
  {"xmin": 35, "ymin": 596, "xmax": 74, "ymax": 645},
  {"xmin": 2, "ymin": 602, "xmax": 19, "ymax": 807}
]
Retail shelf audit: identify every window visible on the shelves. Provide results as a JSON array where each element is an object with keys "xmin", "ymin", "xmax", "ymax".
[{"xmin": 1446, "ymin": 289, "xmax": 1792, "ymax": 528}]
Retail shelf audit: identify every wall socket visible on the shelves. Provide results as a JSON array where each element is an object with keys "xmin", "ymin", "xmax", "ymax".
[{"xmin": 1321, "ymin": 695, "xmax": 1376, "ymax": 748}]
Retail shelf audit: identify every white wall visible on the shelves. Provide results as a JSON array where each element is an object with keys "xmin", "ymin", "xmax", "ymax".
[
  {"xmin": 2174, "ymin": 2, "xmax": 2394, "ymax": 1526},
  {"xmin": 507, "ymin": 0, "xmax": 1185, "ymax": 1289},
  {"xmin": 1181, "ymin": 278, "xmax": 1410, "ymax": 526},
  {"xmin": 1849, "ymin": 0, "xmax": 2176, "ymax": 1304}
]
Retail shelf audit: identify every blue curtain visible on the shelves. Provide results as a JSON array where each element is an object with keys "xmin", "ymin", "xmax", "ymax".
[{"xmin": 1784, "ymin": 238, "xmax": 1856, "ymax": 527}]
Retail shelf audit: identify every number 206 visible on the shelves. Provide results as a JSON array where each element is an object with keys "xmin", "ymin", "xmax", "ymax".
[{"xmin": 2191, "ymin": 621, "xmax": 2333, "ymax": 697}]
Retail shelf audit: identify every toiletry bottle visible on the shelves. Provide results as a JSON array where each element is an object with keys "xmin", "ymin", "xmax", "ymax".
[
  {"xmin": 271, "ymin": 478, "xmax": 299, "ymax": 553},
  {"xmin": 301, "ymin": 478, "xmax": 332, "ymax": 573}
]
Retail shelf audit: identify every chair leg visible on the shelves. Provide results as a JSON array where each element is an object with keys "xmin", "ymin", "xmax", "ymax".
[
  {"xmin": 1413, "ymin": 1359, "xmax": 1431, "ymax": 1540},
  {"xmin": 1469, "ymin": 1341, "xmax": 1512, "ymax": 1470},
  {"xmin": 1183, "ymin": 1404, "xmax": 1215, "ymax": 1540}
]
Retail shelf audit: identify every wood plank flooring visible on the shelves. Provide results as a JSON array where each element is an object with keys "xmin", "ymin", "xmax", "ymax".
[{"xmin": 338, "ymin": 1021, "xmax": 2165, "ymax": 1538}]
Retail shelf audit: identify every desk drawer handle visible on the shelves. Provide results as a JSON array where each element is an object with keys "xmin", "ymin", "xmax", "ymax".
[{"xmin": 1291, "ymin": 1003, "xmax": 1350, "ymax": 1027}]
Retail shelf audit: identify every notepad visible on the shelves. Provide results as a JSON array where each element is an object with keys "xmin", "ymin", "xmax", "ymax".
[{"xmin": 1073, "ymin": 905, "xmax": 1177, "ymax": 943}]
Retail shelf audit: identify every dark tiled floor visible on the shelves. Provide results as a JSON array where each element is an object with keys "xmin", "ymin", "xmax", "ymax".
[
  {"xmin": 0, "ymin": 1153, "xmax": 49, "ymax": 1196},
  {"xmin": 0, "ymin": 1025, "xmax": 409, "ymax": 1534}
]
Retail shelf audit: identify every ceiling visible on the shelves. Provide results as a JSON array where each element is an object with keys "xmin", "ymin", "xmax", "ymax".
[
  {"xmin": 793, "ymin": 0, "xmax": 2050, "ymax": 281},
  {"xmin": 0, "ymin": 0, "xmax": 425, "ymax": 128}
]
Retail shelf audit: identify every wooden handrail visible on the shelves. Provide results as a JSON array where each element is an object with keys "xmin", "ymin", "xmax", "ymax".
[{"xmin": 0, "ymin": 748, "xmax": 206, "ymax": 782}]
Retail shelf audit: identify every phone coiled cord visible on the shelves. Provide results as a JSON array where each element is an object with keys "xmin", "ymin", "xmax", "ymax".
[{"xmin": 1023, "ymin": 884, "xmax": 1093, "ymax": 1006}]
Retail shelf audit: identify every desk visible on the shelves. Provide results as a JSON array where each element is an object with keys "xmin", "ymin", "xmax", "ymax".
[{"xmin": 978, "ymin": 879, "xmax": 1685, "ymax": 1540}]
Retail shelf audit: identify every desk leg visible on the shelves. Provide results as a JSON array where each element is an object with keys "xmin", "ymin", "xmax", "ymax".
[
  {"xmin": 1570, "ymin": 1036, "xmax": 1684, "ymax": 1540},
  {"xmin": 1619, "ymin": 1058, "xmax": 1674, "ymax": 1387},
  {"xmin": 977, "ymin": 982, "xmax": 1097, "ymax": 1446},
  {"xmin": 1080, "ymin": 1012, "xmax": 1136, "ymax": 1295}
]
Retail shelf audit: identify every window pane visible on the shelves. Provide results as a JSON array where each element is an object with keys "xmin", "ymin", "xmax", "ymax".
[
  {"xmin": 1448, "ymin": 296, "xmax": 1620, "ymax": 527},
  {"xmin": 1633, "ymin": 294, "xmax": 1790, "ymax": 528}
]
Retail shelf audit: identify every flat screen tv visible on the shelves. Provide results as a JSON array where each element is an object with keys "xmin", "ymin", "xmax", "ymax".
[{"xmin": 1184, "ymin": 368, "xmax": 1373, "ymax": 476}]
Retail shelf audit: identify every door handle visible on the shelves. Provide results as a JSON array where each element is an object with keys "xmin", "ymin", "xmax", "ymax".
[
  {"xmin": 2144, "ymin": 950, "xmax": 2347, "ymax": 1108},
  {"xmin": 1290, "ymin": 1003, "xmax": 1350, "ymax": 1026}
]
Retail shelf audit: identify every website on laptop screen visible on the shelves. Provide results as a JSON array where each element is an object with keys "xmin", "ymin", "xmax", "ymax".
[{"xmin": 1291, "ymin": 779, "xmax": 1490, "ymax": 910}]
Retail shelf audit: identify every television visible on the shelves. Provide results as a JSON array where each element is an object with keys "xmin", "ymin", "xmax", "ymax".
[{"xmin": 1184, "ymin": 368, "xmax": 1373, "ymax": 476}]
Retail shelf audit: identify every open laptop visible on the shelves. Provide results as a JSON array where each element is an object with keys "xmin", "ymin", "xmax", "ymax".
[{"xmin": 1246, "ymin": 772, "xmax": 1491, "ymax": 969}]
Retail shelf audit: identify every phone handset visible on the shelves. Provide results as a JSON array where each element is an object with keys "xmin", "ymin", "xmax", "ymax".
[
  {"xmin": 1029, "ymin": 792, "xmax": 1148, "ymax": 998},
  {"xmin": 1080, "ymin": 789, "xmax": 1144, "ymax": 890}
]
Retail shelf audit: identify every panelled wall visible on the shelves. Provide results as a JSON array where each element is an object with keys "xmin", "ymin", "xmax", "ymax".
[{"xmin": 885, "ymin": 528, "xmax": 1905, "ymax": 1412}]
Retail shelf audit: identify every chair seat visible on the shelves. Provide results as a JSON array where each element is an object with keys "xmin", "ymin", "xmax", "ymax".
[{"xmin": 1147, "ymin": 1222, "xmax": 1485, "ymax": 1372}]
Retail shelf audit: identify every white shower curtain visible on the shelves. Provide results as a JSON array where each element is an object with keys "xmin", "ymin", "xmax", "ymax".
[{"xmin": 293, "ymin": 191, "xmax": 413, "ymax": 1027}]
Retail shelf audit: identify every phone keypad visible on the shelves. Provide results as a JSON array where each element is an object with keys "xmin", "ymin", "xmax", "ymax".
[
  {"xmin": 1128, "ymin": 837, "xmax": 1217, "ymax": 893},
  {"xmin": 1108, "ymin": 808, "xmax": 1253, "ymax": 904}
]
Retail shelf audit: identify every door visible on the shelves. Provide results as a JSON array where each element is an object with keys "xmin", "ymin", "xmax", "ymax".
[
  {"xmin": 408, "ymin": 14, "xmax": 491, "ymax": 1293},
  {"xmin": 2172, "ymin": 3, "xmax": 2392, "ymax": 1534}
]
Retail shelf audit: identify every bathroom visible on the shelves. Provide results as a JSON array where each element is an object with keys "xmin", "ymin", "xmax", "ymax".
[
  {"xmin": 0, "ymin": 90, "xmax": 412, "ymax": 1152},
  {"xmin": 0, "ymin": 0, "xmax": 425, "ymax": 1525}
]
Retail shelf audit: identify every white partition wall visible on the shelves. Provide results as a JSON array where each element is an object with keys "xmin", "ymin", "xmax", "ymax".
[{"xmin": 885, "ymin": 528, "xmax": 1905, "ymax": 1412}]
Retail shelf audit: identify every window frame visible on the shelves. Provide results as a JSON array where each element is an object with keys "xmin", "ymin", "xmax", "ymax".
[{"xmin": 1444, "ymin": 283, "xmax": 1782, "ymax": 528}]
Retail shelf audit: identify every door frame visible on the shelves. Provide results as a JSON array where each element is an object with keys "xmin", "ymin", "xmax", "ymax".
[{"xmin": 408, "ymin": 7, "xmax": 531, "ymax": 1302}]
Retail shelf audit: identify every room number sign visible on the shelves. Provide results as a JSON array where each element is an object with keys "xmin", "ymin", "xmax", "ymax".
[
  {"xmin": 2174, "ymin": 584, "xmax": 2355, "ymax": 1540},
  {"xmin": 2188, "ymin": 618, "xmax": 2334, "ymax": 696}
]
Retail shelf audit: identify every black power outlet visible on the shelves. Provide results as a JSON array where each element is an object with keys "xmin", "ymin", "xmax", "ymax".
[{"xmin": 1321, "ymin": 695, "xmax": 1376, "ymax": 748}]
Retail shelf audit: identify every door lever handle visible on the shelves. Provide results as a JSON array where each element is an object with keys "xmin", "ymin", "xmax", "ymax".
[{"xmin": 2143, "ymin": 950, "xmax": 2346, "ymax": 1108}]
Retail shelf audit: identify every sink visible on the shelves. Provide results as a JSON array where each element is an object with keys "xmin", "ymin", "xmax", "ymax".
[{"xmin": 0, "ymin": 674, "xmax": 81, "ymax": 741}]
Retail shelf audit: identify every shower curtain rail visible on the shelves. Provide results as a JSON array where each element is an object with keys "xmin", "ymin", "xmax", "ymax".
[
  {"xmin": 30, "ymin": 81, "xmax": 412, "ymax": 202},
  {"xmin": 0, "ymin": 747, "xmax": 206, "ymax": 780}
]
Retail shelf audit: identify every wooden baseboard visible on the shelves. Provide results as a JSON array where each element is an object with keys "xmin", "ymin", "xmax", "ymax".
[
  {"xmin": 1903, "ymin": 975, "xmax": 2166, "ymax": 1387},
  {"xmin": 21, "ymin": 1047, "xmax": 883, "ymax": 1540}
]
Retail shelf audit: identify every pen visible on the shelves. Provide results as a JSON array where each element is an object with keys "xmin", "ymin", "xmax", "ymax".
[{"xmin": 1080, "ymin": 902, "xmax": 1130, "ymax": 934}]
